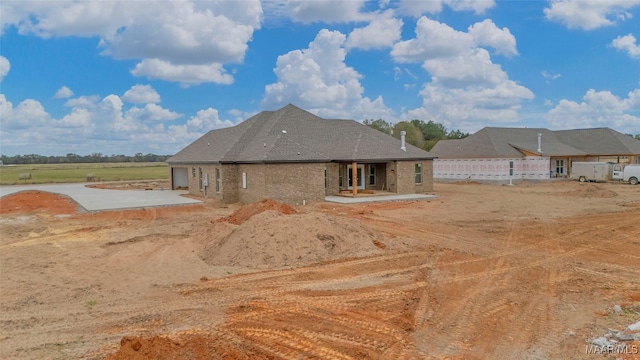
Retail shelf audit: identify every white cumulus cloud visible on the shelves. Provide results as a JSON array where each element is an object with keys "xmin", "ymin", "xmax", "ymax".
[
  {"xmin": 0, "ymin": 90, "xmax": 235, "ymax": 155},
  {"xmin": 392, "ymin": 16, "xmax": 533, "ymax": 129},
  {"xmin": 262, "ymin": 29, "xmax": 393, "ymax": 120},
  {"xmin": 398, "ymin": 0, "xmax": 495, "ymax": 16},
  {"xmin": 1, "ymin": 1, "xmax": 262, "ymax": 85},
  {"xmin": 346, "ymin": 10, "xmax": 403, "ymax": 50},
  {"xmin": 122, "ymin": 84, "xmax": 161, "ymax": 104},
  {"xmin": 58, "ymin": 107, "xmax": 92, "ymax": 128},
  {"xmin": 468, "ymin": 19, "xmax": 518, "ymax": 57},
  {"xmin": 546, "ymin": 89, "xmax": 640, "ymax": 133},
  {"xmin": 612, "ymin": 33, "xmax": 640, "ymax": 58},
  {"xmin": 98, "ymin": 2, "xmax": 259, "ymax": 64},
  {"xmin": 125, "ymin": 103, "xmax": 182, "ymax": 122},
  {"xmin": 131, "ymin": 59, "xmax": 233, "ymax": 86},
  {"xmin": 0, "ymin": 56, "xmax": 10, "ymax": 82},
  {"xmin": 544, "ymin": 0, "xmax": 640, "ymax": 30},
  {"xmin": 53, "ymin": 86, "xmax": 74, "ymax": 99},
  {"xmin": 185, "ymin": 108, "xmax": 234, "ymax": 132},
  {"xmin": 392, "ymin": 17, "xmax": 475, "ymax": 62},
  {"xmin": 64, "ymin": 95, "xmax": 100, "ymax": 108},
  {"xmin": 0, "ymin": 96, "xmax": 51, "ymax": 129},
  {"xmin": 288, "ymin": 0, "xmax": 368, "ymax": 23}
]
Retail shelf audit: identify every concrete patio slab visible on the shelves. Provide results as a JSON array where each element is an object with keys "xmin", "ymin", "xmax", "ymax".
[
  {"xmin": 0, "ymin": 183, "xmax": 202, "ymax": 211},
  {"xmin": 325, "ymin": 193, "xmax": 437, "ymax": 204}
]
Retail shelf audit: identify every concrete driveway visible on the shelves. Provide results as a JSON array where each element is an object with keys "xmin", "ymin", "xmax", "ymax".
[{"xmin": 0, "ymin": 183, "xmax": 202, "ymax": 211}]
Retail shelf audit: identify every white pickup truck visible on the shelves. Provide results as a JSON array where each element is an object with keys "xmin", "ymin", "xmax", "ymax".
[{"xmin": 612, "ymin": 164, "xmax": 640, "ymax": 185}]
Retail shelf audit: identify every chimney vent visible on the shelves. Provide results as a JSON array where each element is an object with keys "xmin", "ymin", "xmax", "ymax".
[
  {"xmin": 400, "ymin": 131, "xmax": 407, "ymax": 151},
  {"xmin": 537, "ymin": 133, "xmax": 543, "ymax": 153}
]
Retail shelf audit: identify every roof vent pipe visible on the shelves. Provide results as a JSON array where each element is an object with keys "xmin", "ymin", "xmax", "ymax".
[
  {"xmin": 400, "ymin": 131, "xmax": 407, "ymax": 151},
  {"xmin": 537, "ymin": 133, "xmax": 542, "ymax": 153}
]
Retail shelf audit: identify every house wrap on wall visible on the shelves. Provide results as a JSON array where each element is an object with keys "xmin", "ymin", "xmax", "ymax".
[
  {"xmin": 430, "ymin": 127, "xmax": 640, "ymax": 181},
  {"xmin": 167, "ymin": 104, "xmax": 435, "ymax": 204}
]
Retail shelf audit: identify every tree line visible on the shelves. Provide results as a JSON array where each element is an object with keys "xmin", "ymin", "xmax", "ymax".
[
  {"xmin": 363, "ymin": 119, "xmax": 469, "ymax": 151},
  {"xmin": 0, "ymin": 153, "xmax": 171, "ymax": 165}
]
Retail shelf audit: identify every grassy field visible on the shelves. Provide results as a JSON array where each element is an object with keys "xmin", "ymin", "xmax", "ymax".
[{"xmin": 0, "ymin": 162, "xmax": 169, "ymax": 185}]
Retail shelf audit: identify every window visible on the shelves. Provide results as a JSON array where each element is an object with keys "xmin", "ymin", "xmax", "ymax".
[
  {"xmin": 369, "ymin": 165, "xmax": 376, "ymax": 185},
  {"xmin": 415, "ymin": 163, "xmax": 422, "ymax": 184},
  {"xmin": 555, "ymin": 159, "xmax": 564, "ymax": 175},
  {"xmin": 338, "ymin": 166, "xmax": 343, "ymax": 187},
  {"xmin": 192, "ymin": 167, "xmax": 196, "ymax": 178},
  {"xmin": 198, "ymin": 167, "xmax": 203, "ymax": 190},
  {"xmin": 509, "ymin": 161, "xmax": 514, "ymax": 177},
  {"xmin": 324, "ymin": 169, "xmax": 327, "ymax": 189},
  {"xmin": 215, "ymin": 168, "xmax": 221, "ymax": 193}
]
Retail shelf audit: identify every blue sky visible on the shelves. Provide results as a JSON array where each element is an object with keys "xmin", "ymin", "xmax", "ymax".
[{"xmin": 1, "ymin": 0, "xmax": 639, "ymax": 156}]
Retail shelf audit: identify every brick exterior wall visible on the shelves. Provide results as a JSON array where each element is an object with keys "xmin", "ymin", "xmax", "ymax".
[
  {"xmin": 169, "ymin": 163, "xmax": 236, "ymax": 202},
  {"xmin": 395, "ymin": 160, "xmax": 433, "ymax": 194},
  {"xmin": 386, "ymin": 161, "xmax": 397, "ymax": 193},
  {"xmin": 325, "ymin": 162, "xmax": 340, "ymax": 196},
  {"xmin": 237, "ymin": 164, "xmax": 266, "ymax": 204},
  {"xmin": 262, "ymin": 163, "xmax": 326, "ymax": 205},
  {"xmin": 221, "ymin": 164, "xmax": 239, "ymax": 203},
  {"xmin": 171, "ymin": 159, "xmax": 433, "ymax": 204}
]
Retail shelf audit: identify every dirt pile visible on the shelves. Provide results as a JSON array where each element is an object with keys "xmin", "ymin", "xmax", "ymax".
[
  {"xmin": 215, "ymin": 198, "xmax": 296, "ymax": 225},
  {"xmin": 562, "ymin": 184, "xmax": 618, "ymax": 198},
  {"xmin": 202, "ymin": 210, "xmax": 384, "ymax": 269},
  {"xmin": 0, "ymin": 190, "xmax": 79, "ymax": 215},
  {"xmin": 105, "ymin": 334, "xmax": 271, "ymax": 360}
]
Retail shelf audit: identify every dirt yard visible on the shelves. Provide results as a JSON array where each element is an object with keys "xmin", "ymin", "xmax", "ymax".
[{"xmin": 1, "ymin": 181, "xmax": 639, "ymax": 359}]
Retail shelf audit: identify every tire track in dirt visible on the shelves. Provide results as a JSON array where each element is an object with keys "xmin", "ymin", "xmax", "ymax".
[
  {"xmin": 6, "ymin": 183, "xmax": 640, "ymax": 360},
  {"xmin": 498, "ymin": 221, "xmax": 562, "ymax": 358},
  {"xmin": 99, "ymin": 210, "xmax": 637, "ymax": 359},
  {"xmin": 430, "ymin": 254, "xmax": 513, "ymax": 358}
]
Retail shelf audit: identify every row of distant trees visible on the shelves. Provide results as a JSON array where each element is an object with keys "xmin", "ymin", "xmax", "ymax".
[
  {"xmin": 363, "ymin": 119, "xmax": 470, "ymax": 151},
  {"xmin": 0, "ymin": 153, "xmax": 171, "ymax": 165}
]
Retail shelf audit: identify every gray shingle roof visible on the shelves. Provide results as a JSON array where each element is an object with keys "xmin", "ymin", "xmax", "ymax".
[
  {"xmin": 555, "ymin": 128, "xmax": 640, "ymax": 155},
  {"xmin": 430, "ymin": 127, "xmax": 640, "ymax": 159},
  {"xmin": 167, "ymin": 104, "xmax": 434, "ymax": 164}
]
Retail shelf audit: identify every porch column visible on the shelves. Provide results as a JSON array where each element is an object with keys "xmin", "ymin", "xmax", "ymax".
[{"xmin": 352, "ymin": 161, "xmax": 358, "ymax": 196}]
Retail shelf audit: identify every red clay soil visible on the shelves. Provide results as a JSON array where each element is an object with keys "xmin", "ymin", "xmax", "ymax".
[
  {"xmin": 105, "ymin": 334, "xmax": 274, "ymax": 360},
  {"xmin": 215, "ymin": 198, "xmax": 296, "ymax": 225},
  {"xmin": 0, "ymin": 190, "xmax": 79, "ymax": 215}
]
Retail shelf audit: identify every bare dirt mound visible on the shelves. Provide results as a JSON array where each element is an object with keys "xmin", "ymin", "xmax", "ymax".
[
  {"xmin": 215, "ymin": 198, "xmax": 296, "ymax": 225},
  {"xmin": 105, "ymin": 334, "xmax": 272, "ymax": 360},
  {"xmin": 561, "ymin": 184, "xmax": 618, "ymax": 198},
  {"xmin": 202, "ymin": 210, "xmax": 384, "ymax": 269},
  {"xmin": 0, "ymin": 190, "xmax": 80, "ymax": 215}
]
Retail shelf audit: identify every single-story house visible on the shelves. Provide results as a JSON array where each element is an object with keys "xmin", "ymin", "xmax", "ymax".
[
  {"xmin": 167, "ymin": 104, "xmax": 435, "ymax": 204},
  {"xmin": 429, "ymin": 127, "xmax": 640, "ymax": 181}
]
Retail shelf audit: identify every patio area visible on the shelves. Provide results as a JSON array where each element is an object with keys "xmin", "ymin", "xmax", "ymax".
[{"xmin": 325, "ymin": 192, "xmax": 437, "ymax": 204}]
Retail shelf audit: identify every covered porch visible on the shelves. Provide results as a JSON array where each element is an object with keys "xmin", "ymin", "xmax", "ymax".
[
  {"xmin": 325, "ymin": 159, "xmax": 433, "ymax": 199},
  {"xmin": 326, "ymin": 192, "xmax": 437, "ymax": 204},
  {"xmin": 331, "ymin": 161, "xmax": 395, "ymax": 197}
]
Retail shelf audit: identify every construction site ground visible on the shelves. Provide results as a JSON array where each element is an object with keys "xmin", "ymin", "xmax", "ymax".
[{"xmin": 1, "ymin": 180, "xmax": 639, "ymax": 359}]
